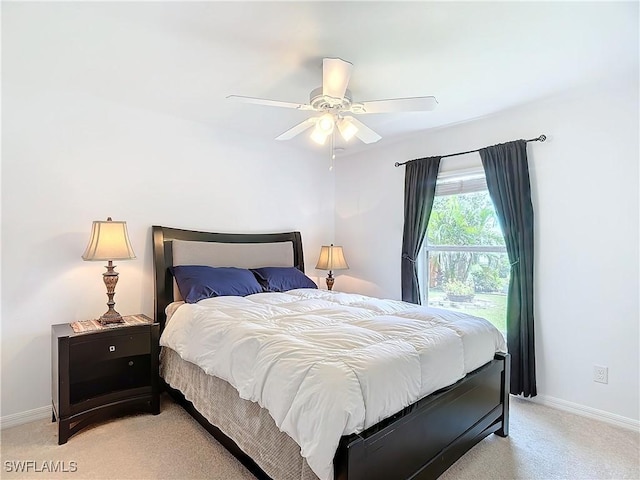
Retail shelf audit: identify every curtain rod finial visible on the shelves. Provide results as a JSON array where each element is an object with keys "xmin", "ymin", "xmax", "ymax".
[
  {"xmin": 538, "ymin": 134, "xmax": 547, "ymax": 142},
  {"xmin": 394, "ymin": 162, "xmax": 401, "ymax": 167}
]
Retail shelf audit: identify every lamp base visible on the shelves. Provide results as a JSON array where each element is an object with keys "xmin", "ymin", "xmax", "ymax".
[
  {"xmin": 99, "ymin": 309, "xmax": 124, "ymax": 325},
  {"xmin": 325, "ymin": 271, "xmax": 335, "ymax": 291},
  {"xmin": 99, "ymin": 262, "xmax": 124, "ymax": 325}
]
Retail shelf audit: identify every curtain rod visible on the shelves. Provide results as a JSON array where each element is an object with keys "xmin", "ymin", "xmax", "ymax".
[{"xmin": 393, "ymin": 135, "xmax": 547, "ymax": 167}]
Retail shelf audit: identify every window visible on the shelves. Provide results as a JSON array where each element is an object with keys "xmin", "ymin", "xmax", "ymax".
[{"xmin": 419, "ymin": 169, "xmax": 509, "ymax": 333}]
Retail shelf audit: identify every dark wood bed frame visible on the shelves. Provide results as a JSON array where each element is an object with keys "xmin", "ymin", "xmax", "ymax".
[{"xmin": 152, "ymin": 225, "xmax": 510, "ymax": 480}]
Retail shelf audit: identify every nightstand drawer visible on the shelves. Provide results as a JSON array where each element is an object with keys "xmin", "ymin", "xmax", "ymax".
[{"xmin": 70, "ymin": 332, "xmax": 150, "ymax": 363}]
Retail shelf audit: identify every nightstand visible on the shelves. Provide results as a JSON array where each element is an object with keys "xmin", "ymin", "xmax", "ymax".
[{"xmin": 51, "ymin": 316, "xmax": 160, "ymax": 444}]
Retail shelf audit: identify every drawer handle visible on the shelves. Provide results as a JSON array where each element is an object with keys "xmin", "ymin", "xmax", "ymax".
[
  {"xmin": 128, "ymin": 361, "xmax": 134, "ymax": 366},
  {"xmin": 109, "ymin": 346, "xmax": 116, "ymax": 352}
]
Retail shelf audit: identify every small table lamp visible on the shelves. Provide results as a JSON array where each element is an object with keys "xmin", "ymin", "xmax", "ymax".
[
  {"xmin": 315, "ymin": 244, "xmax": 349, "ymax": 291},
  {"xmin": 82, "ymin": 217, "xmax": 136, "ymax": 325}
]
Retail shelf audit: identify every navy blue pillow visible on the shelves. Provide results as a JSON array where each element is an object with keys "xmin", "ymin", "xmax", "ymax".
[
  {"xmin": 170, "ymin": 265, "xmax": 264, "ymax": 303},
  {"xmin": 250, "ymin": 267, "xmax": 317, "ymax": 292}
]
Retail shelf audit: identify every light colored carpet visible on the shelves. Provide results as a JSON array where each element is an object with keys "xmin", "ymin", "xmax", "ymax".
[
  {"xmin": 439, "ymin": 398, "xmax": 639, "ymax": 480},
  {"xmin": 1, "ymin": 395, "xmax": 638, "ymax": 480}
]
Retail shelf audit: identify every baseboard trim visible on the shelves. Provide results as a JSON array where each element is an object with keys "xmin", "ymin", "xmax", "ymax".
[
  {"xmin": 1, "ymin": 405, "xmax": 51, "ymax": 430},
  {"xmin": 526, "ymin": 394, "xmax": 639, "ymax": 431}
]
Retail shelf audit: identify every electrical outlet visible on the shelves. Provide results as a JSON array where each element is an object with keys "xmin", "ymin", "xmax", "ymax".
[{"xmin": 593, "ymin": 365, "xmax": 608, "ymax": 384}]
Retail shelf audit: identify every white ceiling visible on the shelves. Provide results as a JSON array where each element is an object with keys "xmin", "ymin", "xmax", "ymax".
[{"xmin": 6, "ymin": 1, "xmax": 639, "ymax": 154}]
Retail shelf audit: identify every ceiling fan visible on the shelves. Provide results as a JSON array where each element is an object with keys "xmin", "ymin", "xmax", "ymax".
[{"xmin": 227, "ymin": 58, "xmax": 438, "ymax": 147}]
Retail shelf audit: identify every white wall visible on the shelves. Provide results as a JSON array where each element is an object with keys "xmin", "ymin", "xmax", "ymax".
[
  {"xmin": 1, "ymin": 77, "xmax": 335, "ymax": 419},
  {"xmin": 335, "ymin": 76, "xmax": 640, "ymax": 422}
]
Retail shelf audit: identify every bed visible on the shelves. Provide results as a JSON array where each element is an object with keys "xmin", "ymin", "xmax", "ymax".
[{"xmin": 152, "ymin": 226, "xmax": 510, "ymax": 480}]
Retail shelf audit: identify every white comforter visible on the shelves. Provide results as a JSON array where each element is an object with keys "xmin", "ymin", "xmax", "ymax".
[{"xmin": 160, "ymin": 289, "xmax": 507, "ymax": 480}]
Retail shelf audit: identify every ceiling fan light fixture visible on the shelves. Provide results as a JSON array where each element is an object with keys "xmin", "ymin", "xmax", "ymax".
[
  {"xmin": 317, "ymin": 113, "xmax": 335, "ymax": 134},
  {"xmin": 310, "ymin": 113, "xmax": 335, "ymax": 144},
  {"xmin": 337, "ymin": 117, "xmax": 358, "ymax": 141},
  {"xmin": 310, "ymin": 126, "xmax": 329, "ymax": 145}
]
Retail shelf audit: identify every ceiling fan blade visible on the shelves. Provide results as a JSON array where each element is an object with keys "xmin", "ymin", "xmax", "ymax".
[
  {"xmin": 357, "ymin": 96, "xmax": 438, "ymax": 114},
  {"xmin": 343, "ymin": 116, "xmax": 382, "ymax": 144},
  {"xmin": 227, "ymin": 95, "xmax": 314, "ymax": 111},
  {"xmin": 322, "ymin": 58, "xmax": 353, "ymax": 100},
  {"xmin": 275, "ymin": 117, "xmax": 317, "ymax": 141}
]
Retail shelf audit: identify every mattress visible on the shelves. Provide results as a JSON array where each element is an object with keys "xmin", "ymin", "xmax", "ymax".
[{"xmin": 160, "ymin": 288, "xmax": 507, "ymax": 480}]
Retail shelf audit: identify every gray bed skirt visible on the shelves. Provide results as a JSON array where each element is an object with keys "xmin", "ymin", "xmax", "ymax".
[{"xmin": 160, "ymin": 347, "xmax": 320, "ymax": 480}]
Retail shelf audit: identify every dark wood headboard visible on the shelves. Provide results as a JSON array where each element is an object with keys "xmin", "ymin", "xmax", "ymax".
[{"xmin": 152, "ymin": 226, "xmax": 304, "ymax": 330}]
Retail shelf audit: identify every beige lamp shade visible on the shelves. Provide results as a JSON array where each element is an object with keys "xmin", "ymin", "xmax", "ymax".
[
  {"xmin": 315, "ymin": 245, "xmax": 349, "ymax": 271},
  {"xmin": 82, "ymin": 218, "xmax": 136, "ymax": 261}
]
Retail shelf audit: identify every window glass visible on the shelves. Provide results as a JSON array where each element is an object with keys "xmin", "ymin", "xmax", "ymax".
[{"xmin": 421, "ymin": 186, "xmax": 509, "ymax": 333}]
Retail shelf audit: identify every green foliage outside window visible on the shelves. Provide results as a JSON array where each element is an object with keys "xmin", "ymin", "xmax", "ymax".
[
  {"xmin": 443, "ymin": 279, "xmax": 475, "ymax": 301},
  {"xmin": 470, "ymin": 264, "xmax": 506, "ymax": 293},
  {"xmin": 428, "ymin": 192, "xmax": 508, "ymax": 293}
]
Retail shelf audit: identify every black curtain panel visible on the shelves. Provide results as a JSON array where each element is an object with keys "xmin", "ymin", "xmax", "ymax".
[
  {"xmin": 480, "ymin": 140, "xmax": 537, "ymax": 397},
  {"xmin": 401, "ymin": 156, "xmax": 441, "ymax": 304}
]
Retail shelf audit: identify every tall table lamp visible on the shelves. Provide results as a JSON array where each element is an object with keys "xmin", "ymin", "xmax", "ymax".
[
  {"xmin": 82, "ymin": 217, "xmax": 136, "ymax": 325},
  {"xmin": 315, "ymin": 244, "xmax": 349, "ymax": 291}
]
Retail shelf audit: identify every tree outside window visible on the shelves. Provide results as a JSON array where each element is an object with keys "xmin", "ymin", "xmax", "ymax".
[{"xmin": 421, "ymin": 189, "xmax": 509, "ymax": 333}]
